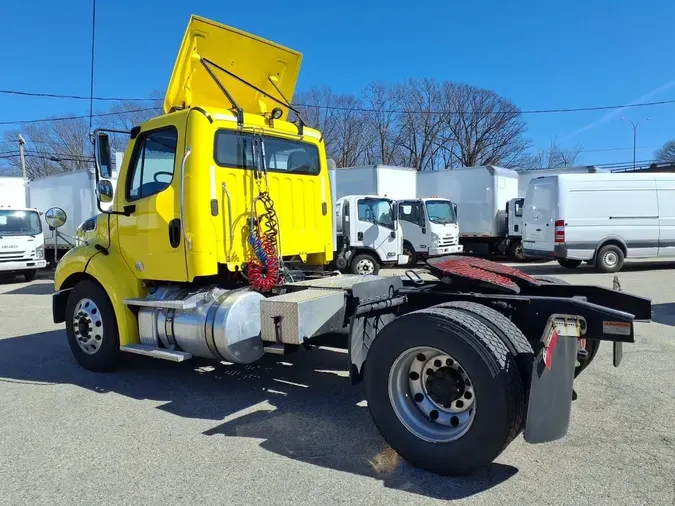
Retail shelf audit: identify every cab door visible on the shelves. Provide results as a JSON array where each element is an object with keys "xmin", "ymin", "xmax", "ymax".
[
  {"xmin": 398, "ymin": 200, "xmax": 427, "ymax": 252},
  {"xmin": 116, "ymin": 116, "xmax": 188, "ymax": 281}
]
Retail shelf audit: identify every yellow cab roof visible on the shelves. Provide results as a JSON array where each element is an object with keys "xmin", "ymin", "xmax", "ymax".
[{"xmin": 164, "ymin": 15, "xmax": 303, "ymax": 121}]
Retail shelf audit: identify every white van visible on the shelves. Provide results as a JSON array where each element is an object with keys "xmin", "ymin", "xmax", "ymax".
[{"xmin": 522, "ymin": 172, "xmax": 675, "ymax": 272}]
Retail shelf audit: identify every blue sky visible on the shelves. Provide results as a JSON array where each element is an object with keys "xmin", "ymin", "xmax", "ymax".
[{"xmin": 1, "ymin": 0, "xmax": 674, "ymax": 166}]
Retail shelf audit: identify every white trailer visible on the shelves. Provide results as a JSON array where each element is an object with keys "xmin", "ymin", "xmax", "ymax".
[
  {"xmin": 0, "ymin": 177, "xmax": 47, "ymax": 279},
  {"xmin": 417, "ymin": 166, "xmax": 519, "ymax": 256},
  {"xmin": 29, "ymin": 168, "xmax": 117, "ymax": 263}
]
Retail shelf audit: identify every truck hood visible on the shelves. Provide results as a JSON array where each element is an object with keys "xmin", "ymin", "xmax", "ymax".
[{"xmin": 164, "ymin": 15, "xmax": 303, "ymax": 120}]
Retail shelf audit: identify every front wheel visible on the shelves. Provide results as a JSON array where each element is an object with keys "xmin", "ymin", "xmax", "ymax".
[
  {"xmin": 402, "ymin": 242, "xmax": 418, "ymax": 267},
  {"xmin": 508, "ymin": 241, "xmax": 526, "ymax": 261},
  {"xmin": 594, "ymin": 244, "xmax": 624, "ymax": 273},
  {"xmin": 350, "ymin": 253, "xmax": 380, "ymax": 276},
  {"xmin": 364, "ymin": 307, "xmax": 524, "ymax": 475},
  {"xmin": 65, "ymin": 279, "xmax": 120, "ymax": 372}
]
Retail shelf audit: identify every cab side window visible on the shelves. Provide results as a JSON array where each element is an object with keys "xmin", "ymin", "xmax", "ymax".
[{"xmin": 126, "ymin": 127, "xmax": 178, "ymax": 201}]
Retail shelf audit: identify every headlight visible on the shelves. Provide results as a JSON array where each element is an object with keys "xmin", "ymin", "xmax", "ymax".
[
  {"xmin": 431, "ymin": 233, "xmax": 440, "ymax": 246},
  {"xmin": 36, "ymin": 245, "xmax": 44, "ymax": 259}
]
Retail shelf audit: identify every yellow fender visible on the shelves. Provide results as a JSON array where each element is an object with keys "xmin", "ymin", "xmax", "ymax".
[{"xmin": 55, "ymin": 246, "xmax": 146, "ymax": 347}]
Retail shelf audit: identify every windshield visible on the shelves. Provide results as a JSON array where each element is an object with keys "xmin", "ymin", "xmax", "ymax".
[
  {"xmin": 0, "ymin": 210, "xmax": 42, "ymax": 236},
  {"xmin": 425, "ymin": 200, "xmax": 456, "ymax": 224},
  {"xmin": 214, "ymin": 129, "xmax": 320, "ymax": 175},
  {"xmin": 357, "ymin": 198, "xmax": 395, "ymax": 229}
]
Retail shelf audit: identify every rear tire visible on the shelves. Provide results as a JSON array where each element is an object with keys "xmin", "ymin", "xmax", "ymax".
[
  {"xmin": 594, "ymin": 244, "xmax": 624, "ymax": 273},
  {"xmin": 65, "ymin": 279, "xmax": 120, "ymax": 372},
  {"xmin": 557, "ymin": 258, "xmax": 582, "ymax": 269},
  {"xmin": 23, "ymin": 269, "xmax": 37, "ymax": 282},
  {"xmin": 402, "ymin": 241, "xmax": 418, "ymax": 266},
  {"xmin": 364, "ymin": 307, "xmax": 524, "ymax": 475},
  {"xmin": 350, "ymin": 253, "xmax": 379, "ymax": 276}
]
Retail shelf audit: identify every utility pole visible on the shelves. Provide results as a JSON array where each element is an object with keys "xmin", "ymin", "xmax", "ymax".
[
  {"xmin": 621, "ymin": 117, "xmax": 649, "ymax": 170},
  {"xmin": 18, "ymin": 134, "xmax": 26, "ymax": 178}
]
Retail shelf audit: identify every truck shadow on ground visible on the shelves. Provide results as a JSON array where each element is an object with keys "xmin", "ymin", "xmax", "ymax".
[
  {"xmin": 0, "ymin": 330, "xmax": 518, "ymax": 500},
  {"xmin": 1, "ymin": 281, "xmax": 55, "ymax": 295},
  {"xmin": 510, "ymin": 260, "xmax": 675, "ymax": 276}
]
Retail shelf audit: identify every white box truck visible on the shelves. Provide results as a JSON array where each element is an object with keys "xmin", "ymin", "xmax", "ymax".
[
  {"xmin": 0, "ymin": 177, "xmax": 47, "ymax": 280},
  {"xmin": 417, "ymin": 165, "xmax": 520, "ymax": 257},
  {"xmin": 332, "ymin": 164, "xmax": 417, "ymax": 200},
  {"xmin": 29, "ymin": 168, "xmax": 117, "ymax": 263},
  {"xmin": 333, "ymin": 165, "xmax": 461, "ymax": 264},
  {"xmin": 522, "ymin": 172, "xmax": 675, "ymax": 272}
]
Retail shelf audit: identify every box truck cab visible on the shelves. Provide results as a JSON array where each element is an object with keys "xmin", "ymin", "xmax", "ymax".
[
  {"xmin": 0, "ymin": 177, "xmax": 47, "ymax": 280},
  {"xmin": 522, "ymin": 172, "xmax": 675, "ymax": 273},
  {"xmin": 396, "ymin": 197, "xmax": 462, "ymax": 265},
  {"xmin": 334, "ymin": 195, "xmax": 408, "ymax": 275},
  {"xmin": 505, "ymin": 197, "xmax": 525, "ymax": 260}
]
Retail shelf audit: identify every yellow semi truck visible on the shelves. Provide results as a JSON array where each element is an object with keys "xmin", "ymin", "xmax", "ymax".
[{"xmin": 49, "ymin": 15, "xmax": 652, "ymax": 475}]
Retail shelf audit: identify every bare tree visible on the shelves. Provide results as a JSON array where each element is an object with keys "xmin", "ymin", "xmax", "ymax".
[
  {"xmin": 516, "ymin": 137, "xmax": 584, "ymax": 170},
  {"xmin": 0, "ymin": 117, "xmax": 92, "ymax": 179},
  {"xmin": 655, "ymin": 140, "xmax": 675, "ymax": 163},
  {"xmin": 293, "ymin": 87, "xmax": 372, "ymax": 167},
  {"xmin": 443, "ymin": 83, "xmax": 530, "ymax": 169},
  {"xmin": 362, "ymin": 82, "xmax": 401, "ymax": 165}
]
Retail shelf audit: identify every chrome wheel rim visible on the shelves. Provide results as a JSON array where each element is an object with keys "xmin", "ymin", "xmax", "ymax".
[
  {"xmin": 356, "ymin": 258, "xmax": 375, "ymax": 275},
  {"xmin": 388, "ymin": 346, "xmax": 476, "ymax": 443},
  {"xmin": 603, "ymin": 251, "xmax": 618, "ymax": 267},
  {"xmin": 73, "ymin": 298, "xmax": 103, "ymax": 355}
]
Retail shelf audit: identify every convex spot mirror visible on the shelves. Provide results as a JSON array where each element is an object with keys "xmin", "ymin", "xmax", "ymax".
[
  {"xmin": 45, "ymin": 207, "xmax": 67, "ymax": 229},
  {"xmin": 97, "ymin": 180, "xmax": 114, "ymax": 203}
]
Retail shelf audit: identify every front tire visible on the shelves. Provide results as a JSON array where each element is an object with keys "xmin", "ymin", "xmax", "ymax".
[
  {"xmin": 364, "ymin": 307, "xmax": 524, "ymax": 475},
  {"xmin": 402, "ymin": 242, "xmax": 418, "ymax": 266},
  {"xmin": 350, "ymin": 253, "xmax": 380, "ymax": 276},
  {"xmin": 65, "ymin": 279, "xmax": 120, "ymax": 372},
  {"xmin": 508, "ymin": 241, "xmax": 526, "ymax": 261}
]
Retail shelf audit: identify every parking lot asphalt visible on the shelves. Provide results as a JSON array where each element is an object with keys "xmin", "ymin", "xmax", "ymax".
[{"xmin": 1, "ymin": 259, "xmax": 674, "ymax": 505}]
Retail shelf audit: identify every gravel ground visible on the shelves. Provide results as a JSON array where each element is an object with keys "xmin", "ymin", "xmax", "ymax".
[{"xmin": 0, "ymin": 260, "xmax": 674, "ymax": 505}]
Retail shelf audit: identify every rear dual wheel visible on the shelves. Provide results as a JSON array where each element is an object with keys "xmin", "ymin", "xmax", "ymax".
[{"xmin": 364, "ymin": 305, "xmax": 527, "ymax": 475}]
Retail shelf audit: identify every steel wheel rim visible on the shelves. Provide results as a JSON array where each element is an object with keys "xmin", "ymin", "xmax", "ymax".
[
  {"xmin": 388, "ymin": 346, "xmax": 476, "ymax": 443},
  {"xmin": 403, "ymin": 246, "xmax": 414, "ymax": 262},
  {"xmin": 603, "ymin": 251, "xmax": 618, "ymax": 267},
  {"xmin": 73, "ymin": 298, "xmax": 103, "ymax": 355},
  {"xmin": 356, "ymin": 258, "xmax": 375, "ymax": 275}
]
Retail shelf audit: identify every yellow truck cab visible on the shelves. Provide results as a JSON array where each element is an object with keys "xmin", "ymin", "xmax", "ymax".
[{"xmin": 50, "ymin": 14, "xmax": 652, "ymax": 477}]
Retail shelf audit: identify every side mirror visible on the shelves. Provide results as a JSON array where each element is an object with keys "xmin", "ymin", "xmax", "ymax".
[
  {"xmin": 97, "ymin": 180, "xmax": 114, "ymax": 203},
  {"xmin": 453, "ymin": 203, "xmax": 458, "ymax": 215},
  {"xmin": 94, "ymin": 132, "xmax": 112, "ymax": 179},
  {"xmin": 390, "ymin": 230, "xmax": 396, "ymax": 239},
  {"xmin": 45, "ymin": 207, "xmax": 67, "ymax": 229}
]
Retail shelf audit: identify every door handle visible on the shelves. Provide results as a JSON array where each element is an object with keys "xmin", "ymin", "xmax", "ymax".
[
  {"xmin": 168, "ymin": 219, "xmax": 181, "ymax": 248},
  {"xmin": 358, "ymin": 231, "xmax": 363, "ymax": 241}
]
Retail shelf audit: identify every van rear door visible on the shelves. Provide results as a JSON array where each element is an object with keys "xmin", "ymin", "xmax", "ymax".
[{"xmin": 523, "ymin": 177, "xmax": 556, "ymax": 255}]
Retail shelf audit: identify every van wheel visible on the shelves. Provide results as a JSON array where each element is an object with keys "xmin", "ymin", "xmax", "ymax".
[
  {"xmin": 403, "ymin": 242, "xmax": 418, "ymax": 266},
  {"xmin": 351, "ymin": 253, "xmax": 379, "ymax": 276},
  {"xmin": 65, "ymin": 279, "xmax": 120, "ymax": 372},
  {"xmin": 595, "ymin": 245, "xmax": 624, "ymax": 273},
  {"xmin": 557, "ymin": 259, "xmax": 581, "ymax": 269}
]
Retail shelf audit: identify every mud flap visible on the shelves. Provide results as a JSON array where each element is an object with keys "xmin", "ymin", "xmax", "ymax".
[{"xmin": 524, "ymin": 315, "xmax": 583, "ymax": 444}]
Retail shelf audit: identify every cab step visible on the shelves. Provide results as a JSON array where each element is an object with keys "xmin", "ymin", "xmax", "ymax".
[{"xmin": 120, "ymin": 344, "xmax": 192, "ymax": 362}]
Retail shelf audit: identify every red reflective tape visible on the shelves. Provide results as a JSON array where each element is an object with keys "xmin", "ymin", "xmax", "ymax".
[{"xmin": 543, "ymin": 330, "xmax": 559, "ymax": 370}]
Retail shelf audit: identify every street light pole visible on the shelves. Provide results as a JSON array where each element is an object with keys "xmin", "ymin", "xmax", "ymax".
[
  {"xmin": 17, "ymin": 134, "xmax": 26, "ymax": 178},
  {"xmin": 621, "ymin": 117, "xmax": 649, "ymax": 170}
]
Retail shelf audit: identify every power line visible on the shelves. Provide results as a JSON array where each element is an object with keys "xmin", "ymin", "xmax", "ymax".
[
  {"xmin": 1, "ymin": 88, "xmax": 675, "ymax": 115},
  {"xmin": 0, "ymin": 89, "xmax": 153, "ymax": 102},
  {"xmin": 0, "ymin": 107, "xmax": 158, "ymax": 126}
]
